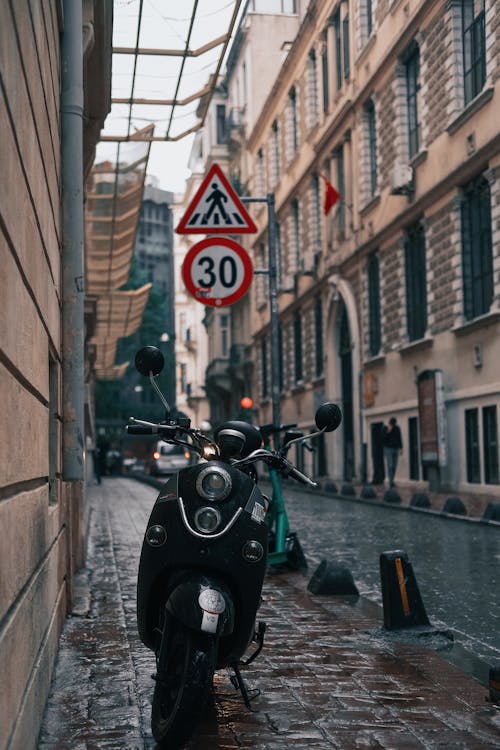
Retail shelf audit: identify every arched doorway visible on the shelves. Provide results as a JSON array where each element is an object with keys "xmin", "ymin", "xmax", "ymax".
[{"xmin": 338, "ymin": 301, "xmax": 355, "ymax": 481}]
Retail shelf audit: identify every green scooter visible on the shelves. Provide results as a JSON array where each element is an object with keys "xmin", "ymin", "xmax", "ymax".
[{"xmin": 259, "ymin": 403, "xmax": 342, "ymax": 570}]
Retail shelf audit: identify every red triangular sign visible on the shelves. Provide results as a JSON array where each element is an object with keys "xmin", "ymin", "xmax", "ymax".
[{"xmin": 176, "ymin": 163, "xmax": 257, "ymax": 234}]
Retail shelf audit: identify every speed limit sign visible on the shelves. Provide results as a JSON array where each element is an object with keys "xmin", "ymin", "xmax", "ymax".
[{"xmin": 182, "ymin": 237, "xmax": 253, "ymax": 307}]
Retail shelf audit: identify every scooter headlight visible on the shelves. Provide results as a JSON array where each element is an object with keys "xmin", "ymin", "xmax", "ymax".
[
  {"xmin": 195, "ymin": 466, "xmax": 232, "ymax": 502},
  {"xmin": 194, "ymin": 506, "xmax": 222, "ymax": 534}
]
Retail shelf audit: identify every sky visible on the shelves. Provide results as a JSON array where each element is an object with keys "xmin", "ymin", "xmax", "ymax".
[{"xmin": 95, "ymin": 0, "xmax": 244, "ymax": 194}]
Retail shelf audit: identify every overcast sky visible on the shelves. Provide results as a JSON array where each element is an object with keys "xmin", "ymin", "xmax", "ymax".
[{"xmin": 96, "ymin": 0, "xmax": 242, "ymax": 193}]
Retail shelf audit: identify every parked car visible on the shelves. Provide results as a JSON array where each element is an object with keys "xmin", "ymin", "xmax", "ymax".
[{"xmin": 147, "ymin": 441, "xmax": 192, "ymax": 477}]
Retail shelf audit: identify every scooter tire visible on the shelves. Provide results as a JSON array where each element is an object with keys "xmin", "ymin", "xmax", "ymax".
[{"xmin": 151, "ymin": 628, "xmax": 216, "ymax": 748}]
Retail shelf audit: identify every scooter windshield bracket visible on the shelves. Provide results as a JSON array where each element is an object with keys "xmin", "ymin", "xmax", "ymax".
[{"xmin": 178, "ymin": 497, "xmax": 243, "ymax": 539}]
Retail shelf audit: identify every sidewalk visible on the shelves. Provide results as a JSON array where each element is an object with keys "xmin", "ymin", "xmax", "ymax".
[
  {"xmin": 315, "ymin": 478, "xmax": 500, "ymax": 521},
  {"xmin": 38, "ymin": 478, "xmax": 500, "ymax": 749}
]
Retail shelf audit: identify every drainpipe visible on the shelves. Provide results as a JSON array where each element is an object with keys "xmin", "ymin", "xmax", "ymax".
[{"xmin": 61, "ymin": 0, "xmax": 85, "ymax": 481}]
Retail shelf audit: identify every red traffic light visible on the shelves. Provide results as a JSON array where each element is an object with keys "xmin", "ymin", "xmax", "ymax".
[{"xmin": 240, "ymin": 396, "xmax": 253, "ymax": 409}]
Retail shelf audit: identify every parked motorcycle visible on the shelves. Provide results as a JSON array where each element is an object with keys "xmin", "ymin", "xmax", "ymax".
[{"xmin": 126, "ymin": 346, "xmax": 342, "ymax": 748}]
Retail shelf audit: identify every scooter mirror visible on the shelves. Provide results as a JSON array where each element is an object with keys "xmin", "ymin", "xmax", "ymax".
[
  {"xmin": 315, "ymin": 402, "xmax": 342, "ymax": 432},
  {"xmin": 135, "ymin": 346, "xmax": 165, "ymax": 377}
]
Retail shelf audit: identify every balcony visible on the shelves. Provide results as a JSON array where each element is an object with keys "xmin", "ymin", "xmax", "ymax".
[{"xmin": 205, "ymin": 358, "xmax": 231, "ymax": 395}]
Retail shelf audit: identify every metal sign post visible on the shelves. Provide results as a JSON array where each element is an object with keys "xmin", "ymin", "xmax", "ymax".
[{"xmin": 242, "ymin": 193, "xmax": 280, "ymax": 432}]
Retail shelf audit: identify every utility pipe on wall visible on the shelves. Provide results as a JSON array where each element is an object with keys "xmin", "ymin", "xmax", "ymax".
[{"xmin": 61, "ymin": 0, "xmax": 85, "ymax": 480}]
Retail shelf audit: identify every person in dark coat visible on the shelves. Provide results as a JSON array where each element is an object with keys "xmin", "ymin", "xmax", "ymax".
[{"xmin": 382, "ymin": 417, "xmax": 403, "ymax": 487}]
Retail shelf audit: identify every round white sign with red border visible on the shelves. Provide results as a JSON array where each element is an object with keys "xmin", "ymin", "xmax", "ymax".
[{"xmin": 182, "ymin": 237, "xmax": 253, "ymax": 307}]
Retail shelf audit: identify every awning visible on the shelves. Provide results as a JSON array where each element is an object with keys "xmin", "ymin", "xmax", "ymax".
[{"xmin": 85, "ymin": 125, "xmax": 154, "ymax": 377}]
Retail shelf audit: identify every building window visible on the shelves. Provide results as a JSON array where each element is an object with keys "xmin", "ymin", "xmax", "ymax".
[
  {"xmin": 220, "ymin": 314, "xmax": 229, "ymax": 357},
  {"xmin": 483, "ymin": 406, "xmax": 499, "ymax": 484},
  {"xmin": 292, "ymin": 198, "xmax": 301, "ymax": 269},
  {"xmin": 256, "ymin": 148, "xmax": 266, "ymax": 196},
  {"xmin": 271, "ymin": 120, "xmax": 280, "ymax": 184},
  {"xmin": 362, "ymin": 0, "xmax": 373, "ymax": 39},
  {"xmin": 312, "ymin": 174, "xmax": 321, "ymax": 246},
  {"xmin": 335, "ymin": 144, "xmax": 345, "ymax": 232},
  {"xmin": 405, "ymin": 44, "xmax": 420, "ymax": 159},
  {"xmin": 289, "ymin": 87, "xmax": 298, "ymax": 154},
  {"xmin": 465, "ymin": 408, "xmax": 480, "ymax": 483},
  {"xmin": 250, "ymin": 0, "xmax": 296, "ymax": 12},
  {"xmin": 314, "ymin": 298, "xmax": 323, "ymax": 377},
  {"xmin": 366, "ymin": 100, "xmax": 377, "ymax": 198},
  {"xmin": 180, "ymin": 363, "xmax": 187, "ymax": 393},
  {"xmin": 294, "ymin": 312, "xmax": 303, "ymax": 384},
  {"xmin": 261, "ymin": 338, "xmax": 268, "ymax": 398},
  {"xmin": 334, "ymin": 10, "xmax": 342, "ymax": 90},
  {"xmin": 307, "ymin": 50, "xmax": 319, "ymax": 129},
  {"xmin": 343, "ymin": 16, "xmax": 350, "ymax": 80},
  {"xmin": 461, "ymin": 175, "xmax": 493, "ymax": 321},
  {"xmin": 404, "ymin": 222, "xmax": 427, "ymax": 341},
  {"xmin": 367, "ymin": 253, "xmax": 381, "ymax": 357},
  {"xmin": 462, "ymin": 0, "xmax": 486, "ymax": 106},
  {"xmin": 321, "ymin": 38, "xmax": 329, "ymax": 112},
  {"xmin": 216, "ymin": 104, "xmax": 227, "ymax": 143},
  {"xmin": 408, "ymin": 417, "xmax": 420, "ymax": 480}
]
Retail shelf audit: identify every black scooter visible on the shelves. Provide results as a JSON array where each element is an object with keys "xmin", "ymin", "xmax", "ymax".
[{"xmin": 127, "ymin": 346, "xmax": 342, "ymax": 748}]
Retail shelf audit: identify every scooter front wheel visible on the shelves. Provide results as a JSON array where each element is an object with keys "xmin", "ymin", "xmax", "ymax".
[{"xmin": 151, "ymin": 627, "xmax": 216, "ymax": 748}]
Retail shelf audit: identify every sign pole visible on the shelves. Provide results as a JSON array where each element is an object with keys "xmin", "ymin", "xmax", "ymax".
[{"xmin": 242, "ymin": 193, "xmax": 280, "ymax": 432}]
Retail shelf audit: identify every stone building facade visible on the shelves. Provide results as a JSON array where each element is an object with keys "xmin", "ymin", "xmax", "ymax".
[
  {"xmin": 238, "ymin": 0, "xmax": 500, "ymax": 493},
  {"xmin": 0, "ymin": 2, "xmax": 112, "ymax": 747}
]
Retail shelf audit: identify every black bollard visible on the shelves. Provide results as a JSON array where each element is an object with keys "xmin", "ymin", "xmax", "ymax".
[
  {"xmin": 380, "ymin": 550, "xmax": 430, "ymax": 629},
  {"xmin": 308, "ymin": 559, "xmax": 359, "ymax": 596}
]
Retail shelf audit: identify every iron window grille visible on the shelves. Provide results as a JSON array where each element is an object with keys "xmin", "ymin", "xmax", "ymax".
[
  {"xmin": 367, "ymin": 253, "xmax": 381, "ymax": 356},
  {"xmin": 483, "ymin": 405, "xmax": 499, "ymax": 484},
  {"xmin": 462, "ymin": 0, "xmax": 486, "ymax": 106},
  {"xmin": 404, "ymin": 222, "xmax": 427, "ymax": 341},
  {"xmin": 465, "ymin": 408, "xmax": 481, "ymax": 483},
  {"xmin": 461, "ymin": 175, "xmax": 493, "ymax": 321}
]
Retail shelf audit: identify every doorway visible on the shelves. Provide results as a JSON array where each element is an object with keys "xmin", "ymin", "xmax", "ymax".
[
  {"xmin": 339, "ymin": 302, "xmax": 354, "ymax": 480},
  {"xmin": 371, "ymin": 421, "xmax": 385, "ymax": 484}
]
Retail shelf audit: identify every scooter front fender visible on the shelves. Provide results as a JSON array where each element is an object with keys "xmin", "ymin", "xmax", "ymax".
[{"xmin": 166, "ymin": 575, "xmax": 235, "ymax": 636}]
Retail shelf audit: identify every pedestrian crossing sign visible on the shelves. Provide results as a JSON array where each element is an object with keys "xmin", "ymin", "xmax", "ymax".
[{"xmin": 176, "ymin": 163, "xmax": 257, "ymax": 234}]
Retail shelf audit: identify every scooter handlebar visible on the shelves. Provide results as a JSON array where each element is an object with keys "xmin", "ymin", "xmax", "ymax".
[{"xmin": 283, "ymin": 461, "xmax": 319, "ymax": 488}]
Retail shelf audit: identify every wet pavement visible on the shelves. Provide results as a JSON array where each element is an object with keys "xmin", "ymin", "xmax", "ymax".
[
  {"xmin": 38, "ymin": 478, "xmax": 500, "ymax": 749},
  {"xmin": 276, "ymin": 481, "xmax": 500, "ymax": 667}
]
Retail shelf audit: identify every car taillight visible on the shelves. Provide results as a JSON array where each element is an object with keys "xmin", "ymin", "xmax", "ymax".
[{"xmin": 153, "ymin": 451, "xmax": 160, "ymax": 460}]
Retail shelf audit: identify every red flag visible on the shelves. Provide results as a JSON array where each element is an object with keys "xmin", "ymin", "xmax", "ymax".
[{"xmin": 320, "ymin": 174, "xmax": 340, "ymax": 215}]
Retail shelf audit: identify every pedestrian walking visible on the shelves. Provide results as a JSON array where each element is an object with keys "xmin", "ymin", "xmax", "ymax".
[{"xmin": 382, "ymin": 417, "xmax": 403, "ymax": 487}]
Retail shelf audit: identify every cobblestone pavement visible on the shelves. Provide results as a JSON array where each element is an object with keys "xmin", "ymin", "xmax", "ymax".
[{"xmin": 38, "ymin": 478, "xmax": 500, "ymax": 749}]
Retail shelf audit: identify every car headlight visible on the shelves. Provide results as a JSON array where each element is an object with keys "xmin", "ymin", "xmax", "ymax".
[
  {"xmin": 195, "ymin": 466, "xmax": 232, "ymax": 502},
  {"xmin": 194, "ymin": 506, "xmax": 222, "ymax": 534}
]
